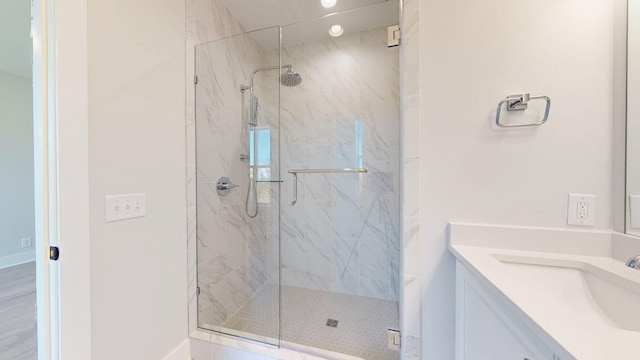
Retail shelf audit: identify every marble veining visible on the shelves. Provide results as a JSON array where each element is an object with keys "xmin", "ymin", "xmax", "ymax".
[{"xmin": 399, "ymin": 0, "xmax": 423, "ymax": 357}]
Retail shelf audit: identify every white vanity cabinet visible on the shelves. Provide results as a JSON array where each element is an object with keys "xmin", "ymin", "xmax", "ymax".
[{"xmin": 455, "ymin": 260, "xmax": 561, "ymax": 360}]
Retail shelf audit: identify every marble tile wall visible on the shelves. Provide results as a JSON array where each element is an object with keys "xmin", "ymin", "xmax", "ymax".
[
  {"xmin": 400, "ymin": 0, "xmax": 422, "ymax": 358},
  {"xmin": 191, "ymin": 2, "xmax": 278, "ymax": 328},
  {"xmin": 266, "ymin": 27, "xmax": 401, "ymax": 302}
]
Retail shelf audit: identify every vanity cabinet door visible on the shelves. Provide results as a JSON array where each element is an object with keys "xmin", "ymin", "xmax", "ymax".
[{"xmin": 456, "ymin": 261, "xmax": 555, "ymax": 360}]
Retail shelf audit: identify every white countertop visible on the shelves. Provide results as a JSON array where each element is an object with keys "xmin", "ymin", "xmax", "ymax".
[{"xmin": 449, "ymin": 223, "xmax": 640, "ymax": 360}]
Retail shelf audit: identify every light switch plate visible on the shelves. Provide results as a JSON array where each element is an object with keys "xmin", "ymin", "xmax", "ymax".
[
  {"xmin": 567, "ymin": 193, "xmax": 596, "ymax": 226},
  {"xmin": 105, "ymin": 193, "xmax": 146, "ymax": 223},
  {"xmin": 387, "ymin": 329, "xmax": 400, "ymax": 350},
  {"xmin": 21, "ymin": 237, "xmax": 32, "ymax": 248}
]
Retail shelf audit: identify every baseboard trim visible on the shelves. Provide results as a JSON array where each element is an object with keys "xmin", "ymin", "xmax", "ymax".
[
  {"xmin": 0, "ymin": 251, "xmax": 35, "ymax": 270},
  {"xmin": 162, "ymin": 338, "xmax": 191, "ymax": 360}
]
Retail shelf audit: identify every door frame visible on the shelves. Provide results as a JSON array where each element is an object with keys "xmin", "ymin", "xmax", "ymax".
[{"xmin": 32, "ymin": 0, "xmax": 92, "ymax": 358}]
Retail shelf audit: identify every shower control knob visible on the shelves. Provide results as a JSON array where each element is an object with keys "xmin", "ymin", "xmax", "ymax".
[
  {"xmin": 217, "ymin": 182, "xmax": 238, "ymax": 190},
  {"xmin": 216, "ymin": 177, "xmax": 238, "ymax": 197}
]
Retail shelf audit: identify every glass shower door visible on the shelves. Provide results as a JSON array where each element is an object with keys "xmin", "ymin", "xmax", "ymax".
[
  {"xmin": 194, "ymin": 26, "xmax": 281, "ymax": 346},
  {"xmin": 194, "ymin": 3, "xmax": 401, "ymax": 357},
  {"xmin": 278, "ymin": 7, "xmax": 401, "ymax": 360}
]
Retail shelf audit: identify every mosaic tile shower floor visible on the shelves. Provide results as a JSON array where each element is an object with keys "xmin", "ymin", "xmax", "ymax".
[{"xmin": 219, "ymin": 284, "xmax": 399, "ymax": 360}]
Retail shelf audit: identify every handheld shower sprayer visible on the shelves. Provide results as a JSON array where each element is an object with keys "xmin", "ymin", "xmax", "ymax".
[
  {"xmin": 241, "ymin": 64, "xmax": 302, "ymax": 218},
  {"xmin": 250, "ymin": 96, "xmax": 259, "ymax": 126}
]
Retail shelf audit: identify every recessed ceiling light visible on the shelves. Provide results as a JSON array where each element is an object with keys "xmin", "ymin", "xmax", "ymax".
[
  {"xmin": 321, "ymin": 0, "xmax": 337, "ymax": 9},
  {"xmin": 328, "ymin": 24, "xmax": 344, "ymax": 37}
]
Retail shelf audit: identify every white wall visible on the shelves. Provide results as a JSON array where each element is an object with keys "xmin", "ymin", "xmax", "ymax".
[
  {"xmin": 0, "ymin": 0, "xmax": 32, "ymax": 78},
  {"xmin": 419, "ymin": 0, "xmax": 614, "ymax": 358},
  {"xmin": 0, "ymin": 70, "xmax": 34, "ymax": 267},
  {"xmin": 87, "ymin": 0, "xmax": 187, "ymax": 358}
]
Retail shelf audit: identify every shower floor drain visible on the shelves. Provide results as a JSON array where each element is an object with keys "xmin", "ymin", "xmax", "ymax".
[{"xmin": 326, "ymin": 319, "xmax": 338, "ymax": 328}]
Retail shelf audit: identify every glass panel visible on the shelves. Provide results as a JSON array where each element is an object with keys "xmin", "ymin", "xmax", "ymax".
[
  {"xmin": 627, "ymin": 0, "xmax": 640, "ymax": 235},
  {"xmin": 279, "ymin": 3, "xmax": 401, "ymax": 359},
  {"xmin": 194, "ymin": 25, "xmax": 281, "ymax": 346},
  {"xmin": 220, "ymin": 0, "xmax": 389, "ymax": 34}
]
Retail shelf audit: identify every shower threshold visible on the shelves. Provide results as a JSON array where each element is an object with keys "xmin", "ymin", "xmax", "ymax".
[{"xmin": 202, "ymin": 284, "xmax": 399, "ymax": 360}]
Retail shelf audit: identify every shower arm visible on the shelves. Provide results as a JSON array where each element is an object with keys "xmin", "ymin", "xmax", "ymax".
[{"xmin": 240, "ymin": 64, "xmax": 293, "ymax": 93}]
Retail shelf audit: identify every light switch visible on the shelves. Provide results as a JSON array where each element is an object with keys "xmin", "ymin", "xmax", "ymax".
[
  {"xmin": 105, "ymin": 193, "xmax": 146, "ymax": 222},
  {"xmin": 387, "ymin": 329, "xmax": 400, "ymax": 350}
]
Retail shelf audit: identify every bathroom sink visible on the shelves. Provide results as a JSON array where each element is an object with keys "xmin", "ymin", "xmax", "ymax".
[{"xmin": 493, "ymin": 254, "xmax": 640, "ymax": 332}]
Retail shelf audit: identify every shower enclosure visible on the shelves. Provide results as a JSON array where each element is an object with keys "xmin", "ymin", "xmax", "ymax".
[{"xmin": 195, "ymin": 4, "xmax": 400, "ymax": 359}]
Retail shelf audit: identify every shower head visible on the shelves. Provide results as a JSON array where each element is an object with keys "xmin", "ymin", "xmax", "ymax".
[
  {"xmin": 280, "ymin": 69, "xmax": 302, "ymax": 87},
  {"xmin": 242, "ymin": 64, "xmax": 298, "ymax": 93}
]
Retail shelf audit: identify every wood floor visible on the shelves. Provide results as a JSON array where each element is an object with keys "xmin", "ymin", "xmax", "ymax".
[{"xmin": 0, "ymin": 262, "xmax": 37, "ymax": 360}]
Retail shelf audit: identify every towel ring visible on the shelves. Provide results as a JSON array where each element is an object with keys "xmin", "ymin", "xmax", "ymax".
[{"xmin": 496, "ymin": 94, "xmax": 551, "ymax": 128}]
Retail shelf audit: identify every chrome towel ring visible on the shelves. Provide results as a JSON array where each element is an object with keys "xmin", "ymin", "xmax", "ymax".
[{"xmin": 496, "ymin": 93, "xmax": 551, "ymax": 128}]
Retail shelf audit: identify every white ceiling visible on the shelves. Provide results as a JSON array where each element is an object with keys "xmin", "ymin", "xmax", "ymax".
[
  {"xmin": 222, "ymin": 0, "xmax": 399, "ymax": 48},
  {"xmin": 0, "ymin": 0, "xmax": 31, "ymax": 78}
]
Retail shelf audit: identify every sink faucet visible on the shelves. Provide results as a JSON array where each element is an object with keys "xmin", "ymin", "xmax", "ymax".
[{"xmin": 626, "ymin": 256, "xmax": 640, "ymax": 269}]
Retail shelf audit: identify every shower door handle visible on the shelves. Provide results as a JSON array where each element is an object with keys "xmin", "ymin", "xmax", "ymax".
[{"xmin": 290, "ymin": 173, "xmax": 298, "ymax": 206}]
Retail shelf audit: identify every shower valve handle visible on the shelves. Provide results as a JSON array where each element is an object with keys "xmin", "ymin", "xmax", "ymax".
[
  {"xmin": 216, "ymin": 177, "xmax": 238, "ymax": 197},
  {"xmin": 216, "ymin": 182, "xmax": 238, "ymax": 190}
]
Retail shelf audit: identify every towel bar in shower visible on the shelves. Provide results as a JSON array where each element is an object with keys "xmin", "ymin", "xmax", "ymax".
[
  {"xmin": 287, "ymin": 168, "xmax": 368, "ymax": 205},
  {"xmin": 495, "ymin": 93, "xmax": 551, "ymax": 128}
]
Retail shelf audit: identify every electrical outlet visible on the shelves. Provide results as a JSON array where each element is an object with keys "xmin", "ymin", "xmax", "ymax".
[
  {"xmin": 21, "ymin": 237, "xmax": 32, "ymax": 248},
  {"xmin": 105, "ymin": 193, "xmax": 146, "ymax": 222},
  {"xmin": 576, "ymin": 200, "xmax": 589, "ymax": 219},
  {"xmin": 567, "ymin": 194, "xmax": 596, "ymax": 226}
]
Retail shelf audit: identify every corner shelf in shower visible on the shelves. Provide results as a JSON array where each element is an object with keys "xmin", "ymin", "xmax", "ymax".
[{"xmin": 256, "ymin": 180, "xmax": 283, "ymax": 183}]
